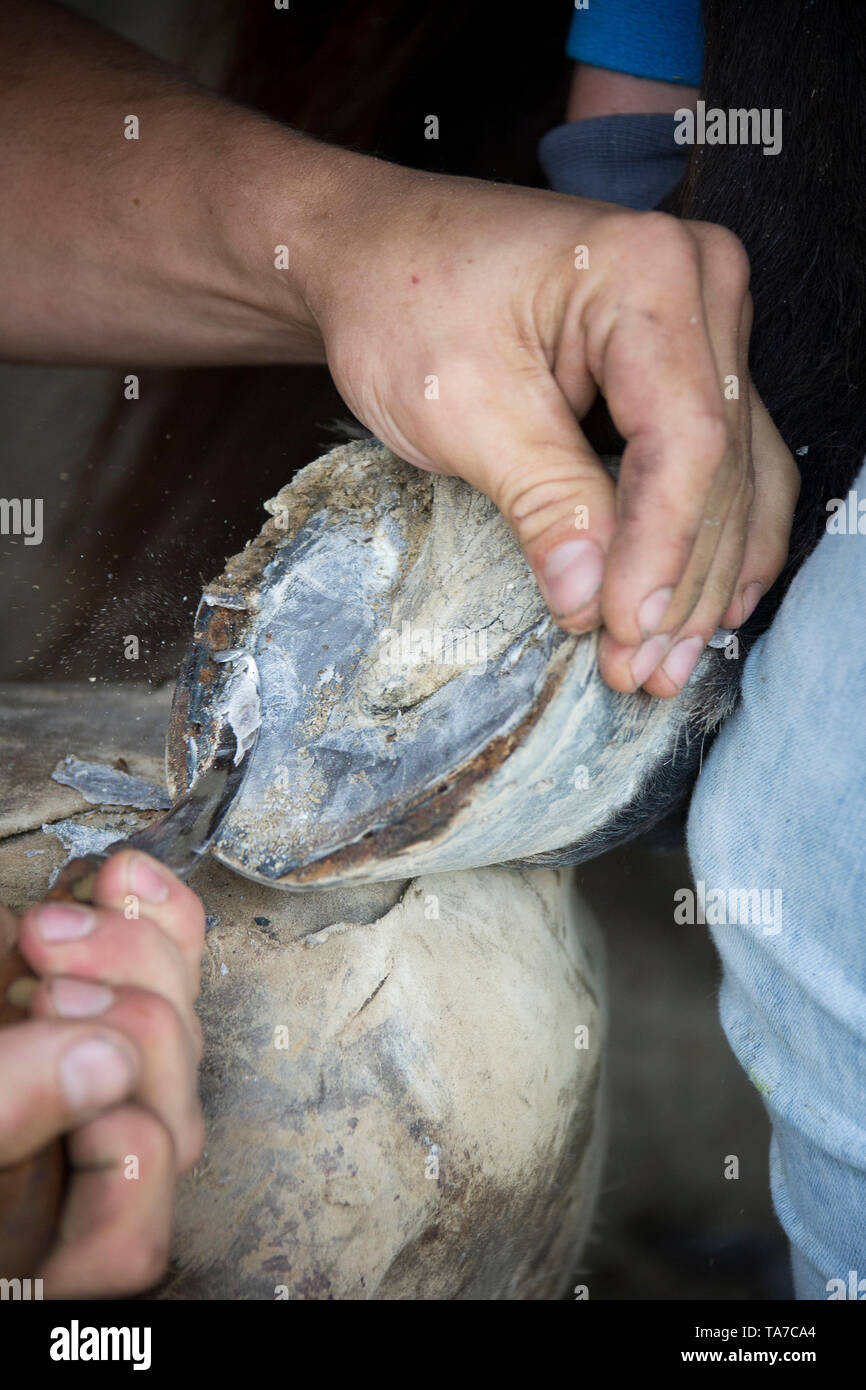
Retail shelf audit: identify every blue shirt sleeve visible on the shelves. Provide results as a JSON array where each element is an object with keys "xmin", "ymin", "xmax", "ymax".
[
  {"xmin": 538, "ymin": 113, "xmax": 688, "ymax": 210},
  {"xmin": 566, "ymin": 0, "xmax": 704, "ymax": 86}
]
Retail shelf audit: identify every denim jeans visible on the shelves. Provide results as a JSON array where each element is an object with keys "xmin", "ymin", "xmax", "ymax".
[
  {"xmin": 539, "ymin": 111, "xmax": 866, "ymax": 1299},
  {"xmin": 687, "ymin": 458, "xmax": 866, "ymax": 1299}
]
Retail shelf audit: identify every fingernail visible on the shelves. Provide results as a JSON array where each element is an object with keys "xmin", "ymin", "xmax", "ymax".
[
  {"xmin": 630, "ymin": 634, "xmax": 670, "ymax": 688},
  {"xmin": 662, "ymin": 635, "xmax": 706, "ymax": 690},
  {"xmin": 128, "ymin": 853, "xmax": 170, "ymax": 903},
  {"xmin": 742, "ymin": 581, "xmax": 763, "ymax": 622},
  {"xmin": 541, "ymin": 540, "xmax": 604, "ymax": 616},
  {"xmin": 37, "ymin": 903, "xmax": 96, "ymax": 941},
  {"xmin": 51, "ymin": 978, "xmax": 114, "ymax": 1018},
  {"xmin": 60, "ymin": 1036, "xmax": 134, "ymax": 1110},
  {"xmin": 638, "ymin": 586, "xmax": 673, "ymax": 637}
]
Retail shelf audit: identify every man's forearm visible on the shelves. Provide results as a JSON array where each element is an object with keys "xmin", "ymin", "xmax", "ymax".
[
  {"xmin": 566, "ymin": 64, "xmax": 698, "ymax": 121},
  {"xmin": 0, "ymin": 0, "xmax": 382, "ymax": 366}
]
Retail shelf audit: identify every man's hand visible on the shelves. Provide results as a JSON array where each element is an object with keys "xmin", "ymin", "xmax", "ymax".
[
  {"xmin": 0, "ymin": 852, "xmax": 205, "ymax": 1297},
  {"xmin": 306, "ymin": 174, "xmax": 800, "ymax": 696},
  {"xmin": 0, "ymin": 1, "xmax": 800, "ymax": 695}
]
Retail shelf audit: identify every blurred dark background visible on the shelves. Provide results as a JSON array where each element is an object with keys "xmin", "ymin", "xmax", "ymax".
[{"xmin": 577, "ymin": 844, "xmax": 790, "ymax": 1299}]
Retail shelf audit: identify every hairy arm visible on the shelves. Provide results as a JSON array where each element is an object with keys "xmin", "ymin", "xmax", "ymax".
[
  {"xmin": 566, "ymin": 63, "xmax": 698, "ymax": 120},
  {"xmin": 0, "ymin": 0, "xmax": 348, "ymax": 364},
  {"xmin": 0, "ymin": 0, "xmax": 798, "ymax": 696}
]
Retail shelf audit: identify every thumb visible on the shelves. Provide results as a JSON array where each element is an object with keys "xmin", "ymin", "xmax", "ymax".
[
  {"xmin": 452, "ymin": 372, "xmax": 617, "ymax": 630},
  {"xmin": 0, "ymin": 1020, "xmax": 139, "ymax": 1165}
]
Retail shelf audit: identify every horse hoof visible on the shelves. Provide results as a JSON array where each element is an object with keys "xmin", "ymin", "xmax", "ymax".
[{"xmin": 167, "ymin": 440, "xmax": 740, "ymax": 887}]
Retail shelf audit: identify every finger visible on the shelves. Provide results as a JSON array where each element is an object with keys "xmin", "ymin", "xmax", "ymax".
[
  {"xmin": 31, "ymin": 978, "xmax": 204, "ymax": 1173},
  {"xmin": 17, "ymin": 903, "xmax": 196, "ymax": 1025},
  {"xmin": 679, "ymin": 227, "xmax": 754, "ymax": 635},
  {"xmin": 39, "ymin": 1103, "xmax": 175, "ymax": 1299},
  {"xmin": 597, "ymin": 457, "xmax": 750, "ymax": 695},
  {"xmin": 601, "ymin": 389, "xmax": 799, "ymax": 695},
  {"xmin": 0, "ymin": 1018, "xmax": 138, "ymax": 1164},
  {"xmin": 599, "ymin": 288, "xmax": 755, "ymax": 694},
  {"xmin": 626, "ymin": 465, "xmax": 752, "ymax": 695},
  {"xmin": 91, "ymin": 850, "xmax": 205, "ymax": 993},
  {"xmin": 592, "ymin": 217, "xmax": 751, "ymax": 648},
  {"xmin": 428, "ymin": 355, "xmax": 618, "ymax": 632},
  {"xmin": 719, "ymin": 384, "xmax": 800, "ymax": 628}
]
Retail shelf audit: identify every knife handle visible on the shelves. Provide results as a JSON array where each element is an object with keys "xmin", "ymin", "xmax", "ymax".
[
  {"xmin": 0, "ymin": 853, "xmax": 111, "ymax": 1278},
  {"xmin": 44, "ymin": 852, "xmax": 113, "ymax": 905}
]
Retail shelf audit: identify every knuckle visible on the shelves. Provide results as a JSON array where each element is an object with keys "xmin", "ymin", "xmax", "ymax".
[
  {"xmin": 639, "ymin": 211, "xmax": 700, "ymax": 269},
  {"xmin": 114, "ymin": 1102, "xmax": 175, "ymax": 1168},
  {"xmin": 684, "ymin": 412, "xmax": 734, "ymax": 470},
  {"xmin": 694, "ymin": 222, "xmax": 751, "ymax": 293},
  {"xmin": 65, "ymin": 1099, "xmax": 171, "ymax": 1177},
  {"xmin": 494, "ymin": 467, "xmax": 587, "ymax": 537},
  {"xmin": 117, "ymin": 987, "xmax": 180, "ymax": 1044}
]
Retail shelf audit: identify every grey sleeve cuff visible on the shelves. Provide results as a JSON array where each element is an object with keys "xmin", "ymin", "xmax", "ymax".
[{"xmin": 538, "ymin": 112, "xmax": 688, "ymax": 211}]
